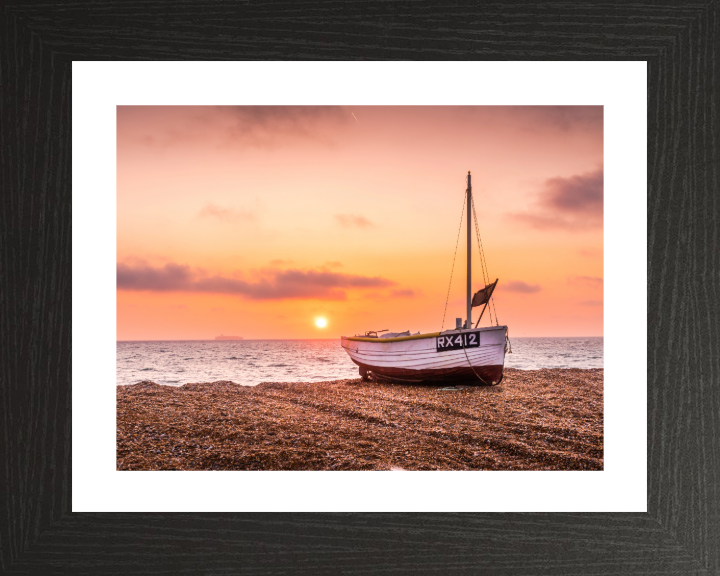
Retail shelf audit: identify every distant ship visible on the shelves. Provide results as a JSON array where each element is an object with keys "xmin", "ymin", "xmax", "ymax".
[{"xmin": 215, "ymin": 334, "xmax": 244, "ymax": 340}]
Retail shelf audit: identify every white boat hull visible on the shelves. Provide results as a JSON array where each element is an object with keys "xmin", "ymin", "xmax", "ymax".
[{"xmin": 341, "ymin": 326, "xmax": 508, "ymax": 384}]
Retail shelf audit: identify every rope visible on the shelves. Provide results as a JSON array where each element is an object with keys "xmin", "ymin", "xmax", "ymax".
[
  {"xmin": 460, "ymin": 338, "xmax": 489, "ymax": 385},
  {"xmin": 470, "ymin": 194, "xmax": 492, "ymax": 325},
  {"xmin": 440, "ymin": 191, "xmax": 466, "ymax": 332},
  {"xmin": 470, "ymin": 194, "xmax": 499, "ymax": 327},
  {"xmin": 470, "ymin": 195, "xmax": 490, "ymax": 286}
]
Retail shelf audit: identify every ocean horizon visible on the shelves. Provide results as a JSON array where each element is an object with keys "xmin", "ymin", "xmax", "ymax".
[{"xmin": 117, "ymin": 337, "xmax": 603, "ymax": 387}]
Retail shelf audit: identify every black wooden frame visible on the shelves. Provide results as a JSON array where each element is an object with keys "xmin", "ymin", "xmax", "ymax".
[{"xmin": 2, "ymin": 2, "xmax": 718, "ymax": 574}]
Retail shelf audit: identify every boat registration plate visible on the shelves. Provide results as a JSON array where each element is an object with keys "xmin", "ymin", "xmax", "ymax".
[{"xmin": 436, "ymin": 331, "xmax": 481, "ymax": 351}]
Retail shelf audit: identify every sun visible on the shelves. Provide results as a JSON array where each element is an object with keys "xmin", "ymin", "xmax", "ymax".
[{"xmin": 315, "ymin": 317, "xmax": 327, "ymax": 328}]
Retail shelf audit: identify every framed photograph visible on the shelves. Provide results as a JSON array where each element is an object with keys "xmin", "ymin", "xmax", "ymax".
[
  {"xmin": 3, "ymin": 4, "xmax": 717, "ymax": 574},
  {"xmin": 75, "ymin": 62, "xmax": 641, "ymax": 514},
  {"xmin": 113, "ymin": 103, "xmax": 605, "ymax": 476}
]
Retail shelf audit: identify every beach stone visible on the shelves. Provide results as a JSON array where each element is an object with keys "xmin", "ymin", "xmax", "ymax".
[{"xmin": 116, "ymin": 368, "xmax": 604, "ymax": 471}]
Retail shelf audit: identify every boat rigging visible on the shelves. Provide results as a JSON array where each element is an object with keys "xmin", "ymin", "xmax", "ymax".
[{"xmin": 340, "ymin": 171, "xmax": 509, "ymax": 385}]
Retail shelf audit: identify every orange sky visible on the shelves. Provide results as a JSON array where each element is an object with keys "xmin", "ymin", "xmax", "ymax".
[{"xmin": 117, "ymin": 106, "xmax": 603, "ymax": 339}]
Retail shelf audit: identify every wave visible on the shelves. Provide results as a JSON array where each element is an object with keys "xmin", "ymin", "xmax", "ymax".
[{"xmin": 117, "ymin": 338, "xmax": 603, "ymax": 386}]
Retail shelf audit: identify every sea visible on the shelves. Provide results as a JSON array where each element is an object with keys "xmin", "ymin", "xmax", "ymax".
[{"xmin": 116, "ymin": 337, "xmax": 603, "ymax": 387}]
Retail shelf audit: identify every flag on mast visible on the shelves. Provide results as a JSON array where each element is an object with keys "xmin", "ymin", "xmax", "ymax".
[{"xmin": 471, "ymin": 279, "xmax": 498, "ymax": 308}]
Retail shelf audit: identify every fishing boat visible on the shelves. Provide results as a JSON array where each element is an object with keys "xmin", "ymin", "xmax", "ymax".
[{"xmin": 340, "ymin": 172, "xmax": 509, "ymax": 385}]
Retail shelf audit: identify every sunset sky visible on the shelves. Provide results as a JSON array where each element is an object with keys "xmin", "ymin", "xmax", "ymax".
[{"xmin": 117, "ymin": 106, "xmax": 603, "ymax": 340}]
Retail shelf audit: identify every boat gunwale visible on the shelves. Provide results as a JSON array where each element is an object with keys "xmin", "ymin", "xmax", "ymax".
[
  {"xmin": 344, "ymin": 332, "xmax": 440, "ymax": 343},
  {"xmin": 343, "ymin": 325, "xmax": 506, "ymax": 344}
]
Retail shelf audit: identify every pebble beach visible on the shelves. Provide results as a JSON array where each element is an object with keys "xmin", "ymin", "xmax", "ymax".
[{"xmin": 117, "ymin": 368, "xmax": 603, "ymax": 471}]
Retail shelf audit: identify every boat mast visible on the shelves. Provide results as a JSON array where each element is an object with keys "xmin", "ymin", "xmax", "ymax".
[{"xmin": 466, "ymin": 171, "xmax": 472, "ymax": 329}]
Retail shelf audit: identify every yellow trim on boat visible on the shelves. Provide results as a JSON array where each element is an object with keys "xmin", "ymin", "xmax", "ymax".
[{"xmin": 344, "ymin": 332, "xmax": 441, "ymax": 343}]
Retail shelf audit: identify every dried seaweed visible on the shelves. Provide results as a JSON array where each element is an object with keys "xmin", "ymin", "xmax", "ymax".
[{"xmin": 116, "ymin": 368, "xmax": 604, "ymax": 471}]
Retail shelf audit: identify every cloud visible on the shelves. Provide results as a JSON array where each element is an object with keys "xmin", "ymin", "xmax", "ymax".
[
  {"xmin": 446, "ymin": 106, "xmax": 602, "ymax": 134},
  {"xmin": 509, "ymin": 167, "xmax": 603, "ymax": 230},
  {"xmin": 223, "ymin": 106, "xmax": 348, "ymax": 148},
  {"xmin": 543, "ymin": 170, "xmax": 603, "ymax": 213},
  {"xmin": 117, "ymin": 261, "xmax": 395, "ymax": 301},
  {"xmin": 454, "ymin": 106, "xmax": 603, "ymax": 138},
  {"xmin": 578, "ymin": 299, "xmax": 603, "ymax": 306},
  {"xmin": 335, "ymin": 214, "xmax": 373, "ymax": 228},
  {"xmin": 199, "ymin": 203, "xmax": 256, "ymax": 222},
  {"xmin": 119, "ymin": 106, "xmax": 349, "ymax": 150},
  {"xmin": 503, "ymin": 281, "xmax": 541, "ymax": 293},
  {"xmin": 568, "ymin": 276, "xmax": 603, "ymax": 287},
  {"xmin": 226, "ymin": 106, "xmax": 346, "ymax": 128},
  {"xmin": 362, "ymin": 288, "xmax": 418, "ymax": 302},
  {"xmin": 520, "ymin": 106, "xmax": 603, "ymax": 132},
  {"xmin": 391, "ymin": 289, "xmax": 417, "ymax": 298},
  {"xmin": 118, "ymin": 262, "xmax": 193, "ymax": 291}
]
